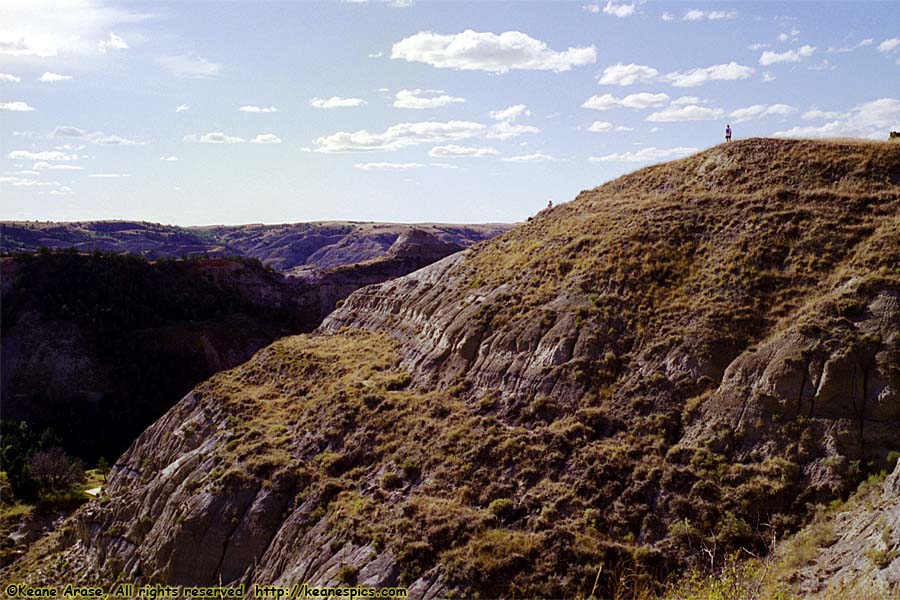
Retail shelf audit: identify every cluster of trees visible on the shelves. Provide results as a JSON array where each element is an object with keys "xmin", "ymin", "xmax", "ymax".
[{"xmin": 0, "ymin": 421, "xmax": 99, "ymax": 504}]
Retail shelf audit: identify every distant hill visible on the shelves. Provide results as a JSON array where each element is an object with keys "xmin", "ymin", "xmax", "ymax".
[{"xmin": 0, "ymin": 221, "xmax": 512, "ymax": 271}]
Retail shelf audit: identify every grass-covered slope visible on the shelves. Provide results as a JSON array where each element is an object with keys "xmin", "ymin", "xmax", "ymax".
[{"xmin": 8, "ymin": 139, "xmax": 900, "ymax": 598}]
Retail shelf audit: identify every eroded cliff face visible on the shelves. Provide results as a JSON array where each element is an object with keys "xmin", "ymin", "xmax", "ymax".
[{"xmin": 9, "ymin": 139, "xmax": 900, "ymax": 598}]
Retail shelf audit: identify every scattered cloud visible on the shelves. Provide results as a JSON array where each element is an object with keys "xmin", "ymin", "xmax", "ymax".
[
  {"xmin": 98, "ymin": 32, "xmax": 128, "ymax": 53},
  {"xmin": 773, "ymin": 97, "xmax": 900, "ymax": 139},
  {"xmin": 827, "ymin": 38, "xmax": 873, "ymax": 53},
  {"xmin": 313, "ymin": 120, "xmax": 486, "ymax": 152},
  {"xmin": 250, "ymin": 134, "xmax": 282, "ymax": 144},
  {"xmin": 878, "ymin": 38, "xmax": 900, "ymax": 53},
  {"xmin": 502, "ymin": 152, "xmax": 557, "ymax": 162},
  {"xmin": 683, "ymin": 9, "xmax": 737, "ymax": 21},
  {"xmin": 0, "ymin": 176, "xmax": 63, "ymax": 187},
  {"xmin": 160, "ymin": 155, "xmax": 179, "ymax": 161},
  {"xmin": 778, "ymin": 28, "xmax": 800, "ymax": 43},
  {"xmin": 32, "ymin": 161, "xmax": 82, "ymax": 170},
  {"xmin": 661, "ymin": 12, "xmax": 675, "ymax": 22},
  {"xmin": 748, "ymin": 42, "xmax": 771, "ymax": 51},
  {"xmin": 762, "ymin": 71, "xmax": 776, "ymax": 82},
  {"xmin": 0, "ymin": 1, "xmax": 151, "ymax": 58},
  {"xmin": 353, "ymin": 162, "xmax": 425, "ymax": 171},
  {"xmin": 9, "ymin": 150, "xmax": 80, "ymax": 161},
  {"xmin": 155, "ymin": 53, "xmax": 221, "ymax": 78},
  {"xmin": 801, "ymin": 108, "xmax": 840, "ymax": 120},
  {"xmin": 583, "ymin": 4, "xmax": 601, "ymax": 13},
  {"xmin": 601, "ymin": 1, "xmax": 636, "ymax": 18},
  {"xmin": 597, "ymin": 63, "xmax": 660, "ymax": 86},
  {"xmin": 486, "ymin": 121, "xmax": 539, "ymax": 140},
  {"xmin": 175, "ymin": 104, "xmax": 190, "ymax": 112},
  {"xmin": 391, "ymin": 29, "xmax": 596, "ymax": 73},
  {"xmin": 582, "ymin": 92, "xmax": 670, "ymax": 110},
  {"xmin": 52, "ymin": 125, "xmax": 146, "ymax": 145},
  {"xmin": 671, "ymin": 96, "xmax": 707, "ymax": 105},
  {"xmin": 646, "ymin": 104, "xmax": 724, "ymax": 122},
  {"xmin": 1, "ymin": 101, "xmax": 34, "ymax": 111},
  {"xmin": 89, "ymin": 173, "xmax": 129, "ymax": 178},
  {"xmin": 49, "ymin": 186, "xmax": 74, "ymax": 195},
  {"xmin": 809, "ymin": 59, "xmax": 835, "ymax": 71},
  {"xmin": 759, "ymin": 45, "xmax": 815, "ymax": 66},
  {"xmin": 665, "ymin": 62, "xmax": 755, "ymax": 87},
  {"xmin": 589, "ymin": 146, "xmax": 697, "ymax": 162},
  {"xmin": 489, "ymin": 104, "xmax": 531, "ymax": 122},
  {"xmin": 729, "ymin": 103, "xmax": 795, "ymax": 122},
  {"xmin": 240, "ymin": 105, "xmax": 279, "ymax": 113},
  {"xmin": 0, "ymin": 73, "xmax": 21, "ymax": 83},
  {"xmin": 394, "ymin": 89, "xmax": 465, "ymax": 109},
  {"xmin": 587, "ymin": 121, "xmax": 633, "ymax": 132},
  {"xmin": 429, "ymin": 145, "xmax": 498, "ymax": 158},
  {"xmin": 310, "ymin": 96, "xmax": 367, "ymax": 109},
  {"xmin": 184, "ymin": 132, "xmax": 245, "ymax": 144},
  {"xmin": 39, "ymin": 72, "xmax": 72, "ymax": 83}
]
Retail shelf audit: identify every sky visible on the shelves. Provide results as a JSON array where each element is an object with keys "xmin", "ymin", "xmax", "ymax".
[{"xmin": 1, "ymin": 1, "xmax": 899, "ymax": 226}]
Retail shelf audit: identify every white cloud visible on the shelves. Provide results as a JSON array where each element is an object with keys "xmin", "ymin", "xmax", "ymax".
[
  {"xmin": 1, "ymin": 101, "xmax": 34, "ymax": 111},
  {"xmin": 502, "ymin": 152, "xmax": 557, "ymax": 162},
  {"xmin": 801, "ymin": 108, "xmax": 840, "ymax": 121},
  {"xmin": 175, "ymin": 104, "xmax": 190, "ymax": 112},
  {"xmin": 48, "ymin": 186, "xmax": 74, "ymax": 195},
  {"xmin": 52, "ymin": 125, "xmax": 146, "ymax": 145},
  {"xmin": 683, "ymin": 9, "xmax": 737, "ymax": 21},
  {"xmin": 809, "ymin": 59, "xmax": 835, "ymax": 71},
  {"xmin": 759, "ymin": 45, "xmax": 815, "ymax": 66},
  {"xmin": 748, "ymin": 42, "xmax": 770, "ymax": 50},
  {"xmin": 9, "ymin": 150, "xmax": 79, "ymax": 161},
  {"xmin": 878, "ymin": 38, "xmax": 900, "ymax": 53},
  {"xmin": 671, "ymin": 96, "xmax": 706, "ymax": 105},
  {"xmin": 98, "ymin": 32, "xmax": 127, "ymax": 53},
  {"xmin": 582, "ymin": 92, "xmax": 670, "ymax": 110},
  {"xmin": 354, "ymin": 162, "xmax": 425, "ymax": 171},
  {"xmin": 583, "ymin": 3, "xmax": 601, "ymax": 13},
  {"xmin": 773, "ymin": 98, "xmax": 900, "ymax": 139},
  {"xmin": 587, "ymin": 121, "xmax": 632, "ymax": 132},
  {"xmin": 429, "ymin": 144, "xmax": 498, "ymax": 157},
  {"xmin": 394, "ymin": 89, "xmax": 465, "ymax": 109},
  {"xmin": 184, "ymin": 132, "xmax": 245, "ymax": 144},
  {"xmin": 729, "ymin": 103, "xmax": 795, "ymax": 122},
  {"xmin": 310, "ymin": 96, "xmax": 367, "ymax": 109},
  {"xmin": 390, "ymin": 29, "xmax": 596, "ymax": 73},
  {"xmin": 646, "ymin": 104, "xmax": 724, "ymax": 122},
  {"xmin": 762, "ymin": 71, "xmax": 776, "ymax": 82},
  {"xmin": 160, "ymin": 155, "xmax": 179, "ymax": 161},
  {"xmin": 0, "ymin": 73, "xmax": 21, "ymax": 83},
  {"xmin": 828, "ymin": 38, "xmax": 873, "ymax": 53},
  {"xmin": 430, "ymin": 162, "xmax": 458, "ymax": 169},
  {"xmin": 314, "ymin": 120, "xmax": 486, "ymax": 152},
  {"xmin": 489, "ymin": 104, "xmax": 531, "ymax": 122},
  {"xmin": 39, "ymin": 72, "xmax": 72, "ymax": 83},
  {"xmin": 0, "ymin": 1, "xmax": 150, "ymax": 58},
  {"xmin": 486, "ymin": 121, "xmax": 539, "ymax": 139},
  {"xmin": 32, "ymin": 161, "xmax": 82, "ymax": 170},
  {"xmin": 250, "ymin": 134, "xmax": 282, "ymax": 144},
  {"xmin": 368, "ymin": 51, "xmax": 383, "ymax": 58},
  {"xmin": 589, "ymin": 146, "xmax": 697, "ymax": 162},
  {"xmin": 602, "ymin": 1, "xmax": 635, "ymax": 18},
  {"xmin": 0, "ymin": 176, "xmax": 62, "ymax": 187},
  {"xmin": 89, "ymin": 173, "xmax": 129, "ymax": 178},
  {"xmin": 155, "ymin": 53, "xmax": 221, "ymax": 78},
  {"xmin": 240, "ymin": 105, "xmax": 279, "ymax": 113},
  {"xmin": 665, "ymin": 62, "xmax": 756, "ymax": 87},
  {"xmin": 778, "ymin": 28, "xmax": 800, "ymax": 43},
  {"xmin": 598, "ymin": 63, "xmax": 660, "ymax": 86}
]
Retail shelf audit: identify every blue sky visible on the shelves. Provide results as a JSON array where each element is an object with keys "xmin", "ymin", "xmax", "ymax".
[{"xmin": 1, "ymin": 1, "xmax": 899, "ymax": 225}]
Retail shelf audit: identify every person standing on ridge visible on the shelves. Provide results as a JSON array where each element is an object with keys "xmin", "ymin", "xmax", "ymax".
[{"xmin": 725, "ymin": 124, "xmax": 732, "ymax": 143}]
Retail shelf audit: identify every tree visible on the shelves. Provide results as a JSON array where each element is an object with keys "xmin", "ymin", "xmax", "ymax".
[{"xmin": 27, "ymin": 447, "xmax": 85, "ymax": 495}]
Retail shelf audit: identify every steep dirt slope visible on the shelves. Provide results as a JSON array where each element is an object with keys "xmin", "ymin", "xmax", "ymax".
[{"xmin": 8, "ymin": 139, "xmax": 899, "ymax": 598}]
